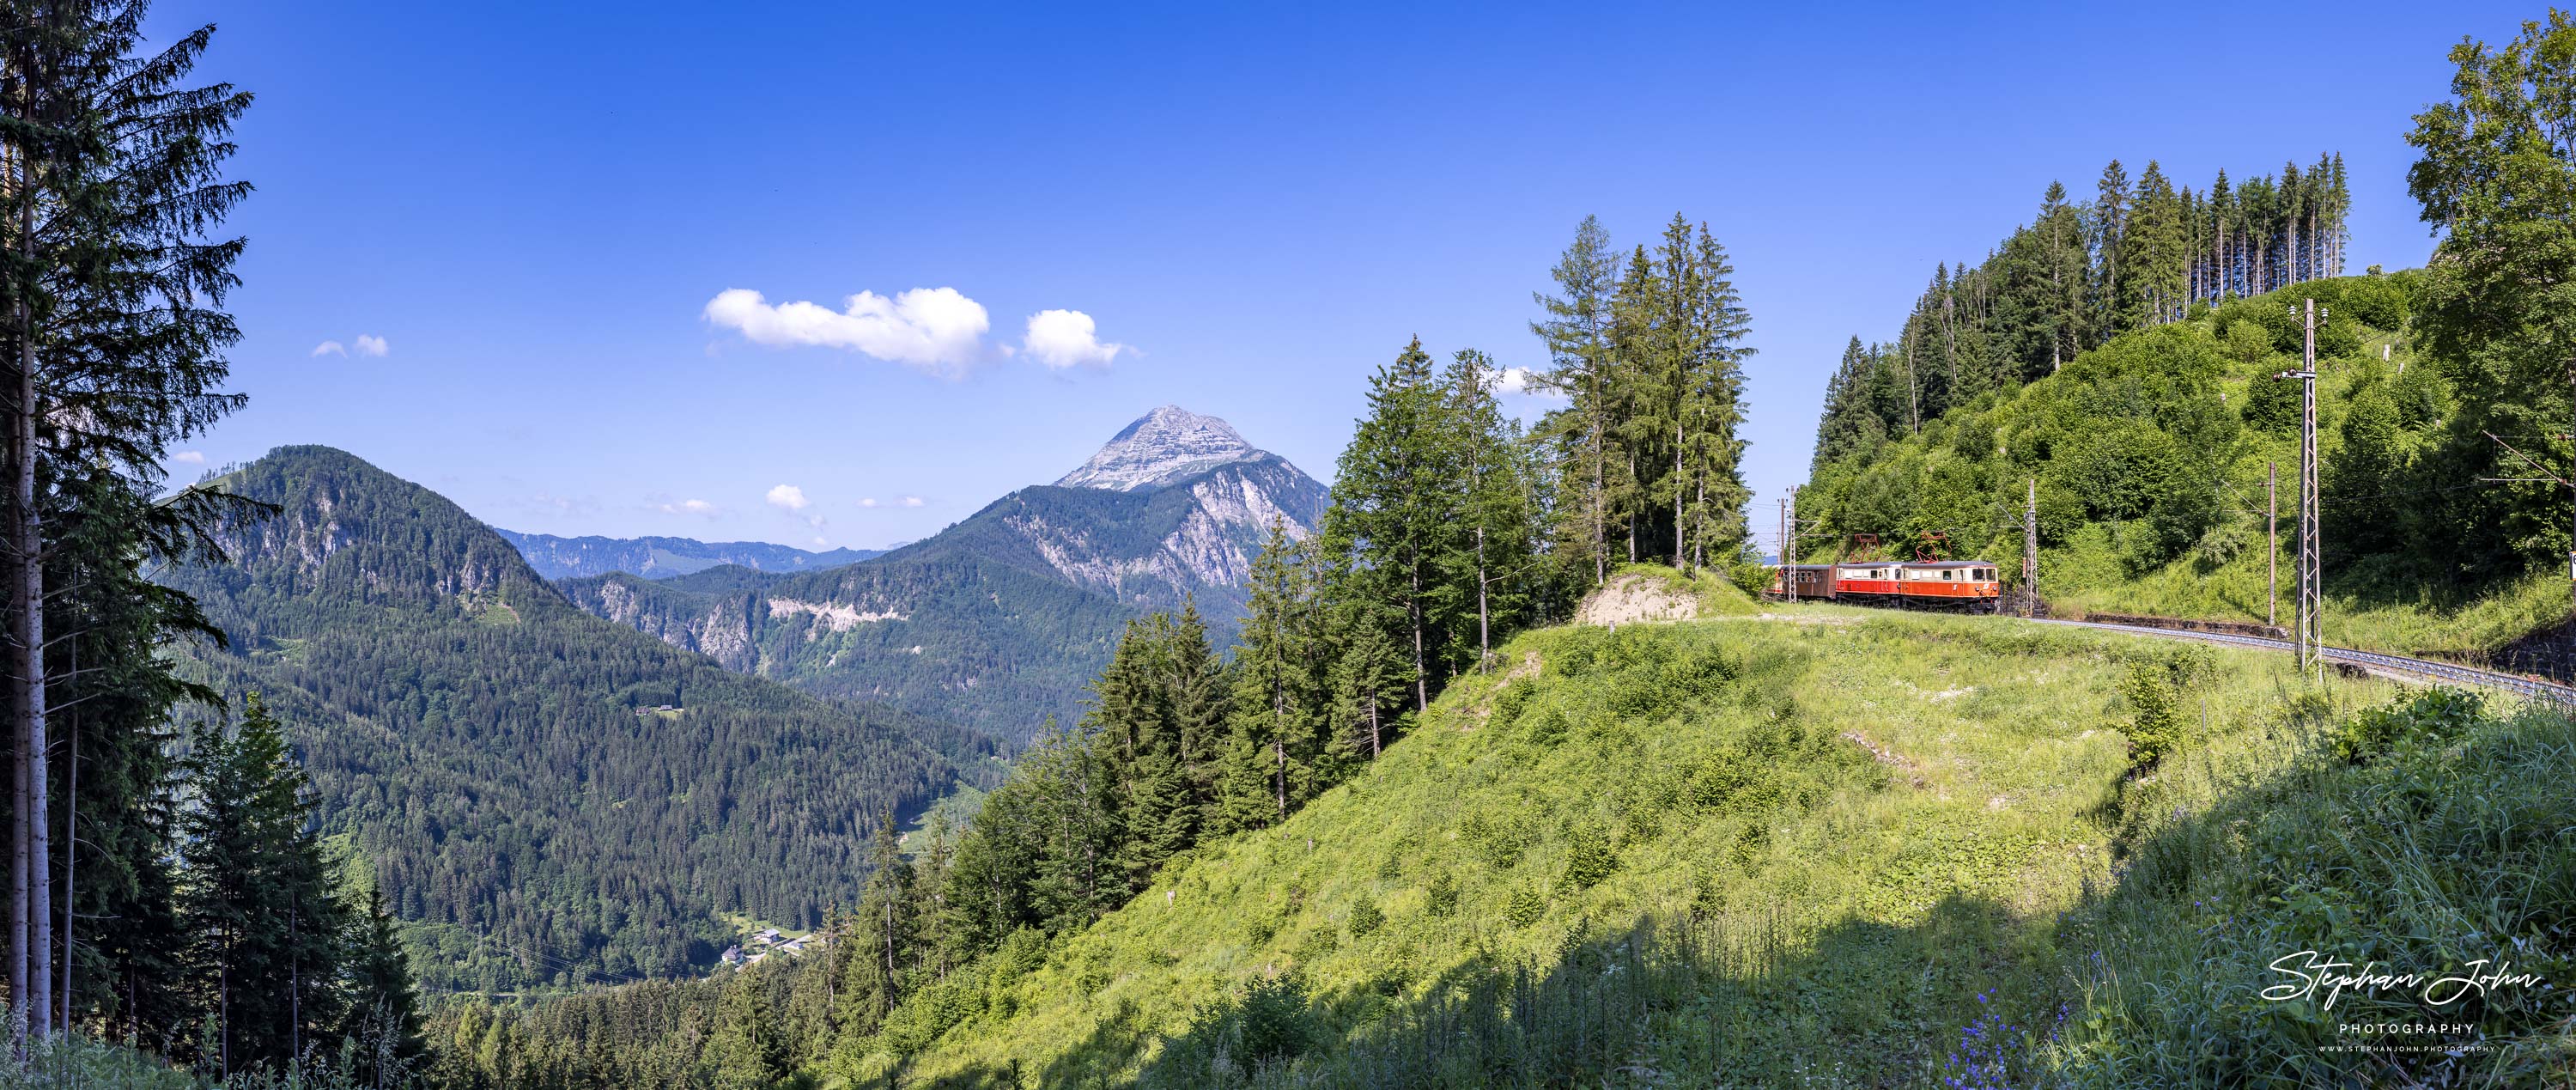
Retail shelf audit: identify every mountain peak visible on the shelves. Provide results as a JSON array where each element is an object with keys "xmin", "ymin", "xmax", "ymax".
[{"xmin": 1054, "ymin": 405, "xmax": 1264, "ymax": 492}]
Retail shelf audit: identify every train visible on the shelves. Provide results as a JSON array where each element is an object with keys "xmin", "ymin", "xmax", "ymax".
[{"xmin": 1766, "ymin": 535, "xmax": 2005, "ymax": 612}]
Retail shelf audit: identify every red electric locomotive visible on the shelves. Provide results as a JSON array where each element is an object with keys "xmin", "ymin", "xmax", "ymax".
[{"xmin": 1767, "ymin": 533, "xmax": 2002, "ymax": 613}]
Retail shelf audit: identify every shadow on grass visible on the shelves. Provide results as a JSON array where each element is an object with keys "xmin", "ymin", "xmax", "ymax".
[
  {"xmin": 891, "ymin": 995, "xmax": 1155, "ymax": 1090},
  {"xmin": 2049, "ymin": 694, "xmax": 2576, "ymax": 1088},
  {"xmin": 1124, "ymin": 893, "xmax": 2061, "ymax": 1089}
]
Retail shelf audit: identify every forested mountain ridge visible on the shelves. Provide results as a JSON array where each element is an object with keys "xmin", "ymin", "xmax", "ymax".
[
  {"xmin": 159, "ymin": 445, "xmax": 993, "ymax": 992},
  {"xmin": 1812, "ymin": 155, "xmax": 2352, "ymax": 471},
  {"xmin": 495, "ymin": 529, "xmax": 883, "ymax": 580},
  {"xmin": 1801, "ymin": 269, "xmax": 2576, "ymax": 667},
  {"xmin": 558, "ymin": 409, "xmax": 1330, "ymax": 743}
]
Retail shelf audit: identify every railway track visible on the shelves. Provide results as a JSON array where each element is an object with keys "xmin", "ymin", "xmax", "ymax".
[{"xmin": 2028, "ymin": 618, "xmax": 2576, "ymax": 706}]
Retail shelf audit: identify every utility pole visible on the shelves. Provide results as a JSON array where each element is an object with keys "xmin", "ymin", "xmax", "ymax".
[
  {"xmin": 2277, "ymin": 299, "xmax": 2323, "ymax": 680},
  {"xmin": 2267, "ymin": 460, "xmax": 2278, "ymax": 630},
  {"xmin": 1778, "ymin": 496, "xmax": 1792, "ymax": 604},
  {"xmin": 2023, "ymin": 478, "xmax": 2038, "ymax": 618}
]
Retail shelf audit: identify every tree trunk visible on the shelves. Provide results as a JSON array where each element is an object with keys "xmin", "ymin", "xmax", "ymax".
[
  {"xmin": 1474, "ymin": 525, "xmax": 1489, "ymax": 671},
  {"xmin": 16, "ymin": 196, "xmax": 46, "ymax": 1042},
  {"xmin": 1407, "ymin": 561, "xmax": 1427, "ymax": 712},
  {"xmin": 1591, "ymin": 371, "xmax": 1605, "ymax": 586},
  {"xmin": 1672, "ymin": 419, "xmax": 1685, "ymax": 569},
  {"xmin": 56, "ymin": 709, "xmax": 69, "ymax": 1033}
]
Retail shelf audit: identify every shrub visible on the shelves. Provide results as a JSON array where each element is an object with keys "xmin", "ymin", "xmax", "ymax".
[
  {"xmin": 1558, "ymin": 826, "xmax": 1619, "ymax": 892},
  {"xmin": 1522, "ymin": 703, "xmax": 1569, "ymax": 746},
  {"xmin": 1461, "ymin": 812, "xmax": 1528, "ymax": 869},
  {"xmin": 1347, "ymin": 895, "xmax": 1383, "ymax": 939},
  {"xmin": 1233, "ymin": 975, "xmax": 1314, "ymax": 1070},
  {"xmin": 2119, "ymin": 661, "xmax": 2185, "ymax": 770},
  {"xmin": 1502, "ymin": 886, "xmax": 1546, "ymax": 928},
  {"xmin": 1727, "ymin": 560, "xmax": 1772, "ymax": 598},
  {"xmin": 1689, "ymin": 747, "xmax": 1778, "ymax": 814},
  {"xmin": 1491, "ymin": 679, "xmax": 1535, "ymax": 728},
  {"xmin": 2332, "ymin": 687, "xmax": 2485, "ymax": 764},
  {"xmin": 1425, "ymin": 871, "xmax": 1459, "ymax": 917}
]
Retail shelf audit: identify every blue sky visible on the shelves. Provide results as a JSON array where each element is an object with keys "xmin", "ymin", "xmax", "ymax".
[{"xmin": 173, "ymin": 1, "xmax": 2532, "ymax": 551}]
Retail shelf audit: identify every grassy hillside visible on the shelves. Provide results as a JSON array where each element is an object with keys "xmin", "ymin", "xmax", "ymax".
[
  {"xmin": 1801, "ymin": 273, "xmax": 2576, "ymax": 670},
  {"xmin": 816, "ymin": 586, "xmax": 2571, "ymax": 1087}
]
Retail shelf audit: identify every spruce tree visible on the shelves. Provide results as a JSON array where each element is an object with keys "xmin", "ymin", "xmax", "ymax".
[
  {"xmin": 176, "ymin": 692, "xmax": 351, "ymax": 1075},
  {"xmin": 1318, "ymin": 338, "xmax": 1460, "ymax": 711},
  {"xmin": 848, "ymin": 807, "xmax": 917, "ymax": 1030},
  {"xmin": 709, "ymin": 976, "xmax": 790, "ymax": 1090},
  {"xmin": 1529, "ymin": 216, "xmax": 1619, "ymax": 585},
  {"xmin": 0, "ymin": 4, "xmax": 250, "ymax": 1035},
  {"xmin": 2093, "ymin": 160, "xmax": 2131, "ymax": 338},
  {"xmin": 1678, "ymin": 224, "xmax": 1753, "ymax": 567},
  {"xmin": 343, "ymin": 886, "xmax": 428, "ymax": 1087},
  {"xmin": 1226, "ymin": 519, "xmax": 1321, "ymax": 820}
]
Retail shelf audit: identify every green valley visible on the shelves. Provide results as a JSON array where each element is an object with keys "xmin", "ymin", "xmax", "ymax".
[{"xmin": 159, "ymin": 447, "xmax": 1000, "ymax": 992}]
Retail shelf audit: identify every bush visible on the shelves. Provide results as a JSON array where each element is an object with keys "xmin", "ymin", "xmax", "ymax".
[
  {"xmin": 1425, "ymin": 871, "xmax": 1459, "ymax": 917},
  {"xmin": 1461, "ymin": 812, "xmax": 1529, "ymax": 869},
  {"xmin": 2120, "ymin": 662, "xmax": 2185, "ymax": 770},
  {"xmin": 1688, "ymin": 747, "xmax": 1779, "ymax": 814},
  {"xmin": 1728, "ymin": 561, "xmax": 1772, "ymax": 598},
  {"xmin": 1502, "ymin": 886, "xmax": 1546, "ymax": 928},
  {"xmin": 2336, "ymin": 274, "xmax": 2410, "ymax": 330},
  {"xmin": 1346, "ymin": 895, "xmax": 1383, "ymax": 939},
  {"xmin": 2332, "ymin": 687, "xmax": 2485, "ymax": 764},
  {"xmin": 1558, "ymin": 826, "xmax": 1618, "ymax": 892},
  {"xmin": 1232, "ymin": 975, "xmax": 1315, "ymax": 1070},
  {"xmin": 1491, "ymin": 679, "xmax": 1535, "ymax": 728}
]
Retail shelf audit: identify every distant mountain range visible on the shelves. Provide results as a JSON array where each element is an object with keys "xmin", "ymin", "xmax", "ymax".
[
  {"xmin": 494, "ymin": 530, "xmax": 883, "ymax": 580},
  {"xmin": 555, "ymin": 406, "xmax": 1329, "ymax": 744},
  {"xmin": 161, "ymin": 446, "xmax": 993, "ymax": 990}
]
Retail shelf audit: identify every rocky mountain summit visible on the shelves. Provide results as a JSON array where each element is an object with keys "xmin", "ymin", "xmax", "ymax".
[{"xmin": 1053, "ymin": 405, "xmax": 1280, "ymax": 492}]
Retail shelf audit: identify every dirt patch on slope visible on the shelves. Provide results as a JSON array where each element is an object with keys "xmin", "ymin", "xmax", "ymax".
[
  {"xmin": 1575, "ymin": 573, "xmax": 1698, "ymax": 627},
  {"xmin": 1841, "ymin": 729, "xmax": 1928, "ymax": 789}
]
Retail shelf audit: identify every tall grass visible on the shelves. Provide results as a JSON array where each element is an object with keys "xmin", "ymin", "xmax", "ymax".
[{"xmin": 889, "ymin": 602, "xmax": 2404, "ymax": 1087}]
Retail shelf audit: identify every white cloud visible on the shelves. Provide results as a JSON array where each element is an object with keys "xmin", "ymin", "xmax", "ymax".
[
  {"xmin": 1022, "ymin": 309, "xmax": 1127, "ymax": 369},
  {"xmin": 353, "ymin": 334, "xmax": 389, "ymax": 357},
  {"xmin": 310, "ymin": 340, "xmax": 345, "ymax": 357},
  {"xmin": 857, "ymin": 497, "xmax": 880, "ymax": 508},
  {"xmin": 172, "ymin": 450, "xmax": 206, "ymax": 465},
  {"xmin": 1495, "ymin": 366, "xmax": 1561, "ymax": 399},
  {"xmin": 766, "ymin": 484, "xmax": 810, "ymax": 512},
  {"xmin": 705, "ymin": 287, "xmax": 991, "ymax": 375},
  {"xmin": 900, "ymin": 496, "xmax": 926, "ymax": 508},
  {"xmin": 659, "ymin": 498, "xmax": 717, "ymax": 516}
]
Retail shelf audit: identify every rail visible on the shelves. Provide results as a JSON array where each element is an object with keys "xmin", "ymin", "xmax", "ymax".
[{"xmin": 2028, "ymin": 618, "xmax": 2576, "ymax": 706}]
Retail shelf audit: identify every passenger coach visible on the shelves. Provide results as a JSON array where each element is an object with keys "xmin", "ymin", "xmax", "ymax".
[{"xmin": 1766, "ymin": 553, "xmax": 2003, "ymax": 612}]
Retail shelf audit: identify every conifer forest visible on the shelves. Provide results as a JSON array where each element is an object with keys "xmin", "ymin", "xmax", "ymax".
[{"xmin": 7, "ymin": 3, "xmax": 2576, "ymax": 1089}]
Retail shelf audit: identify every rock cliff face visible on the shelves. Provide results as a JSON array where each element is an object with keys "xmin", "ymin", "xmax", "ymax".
[
  {"xmin": 556, "ymin": 408, "xmax": 1330, "ymax": 742},
  {"xmin": 1053, "ymin": 405, "xmax": 1275, "ymax": 492}
]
